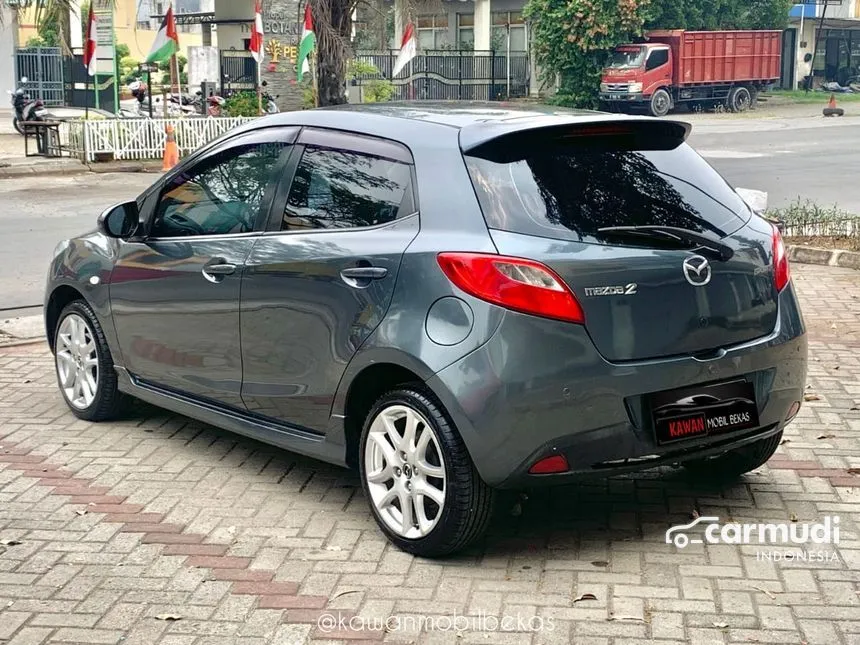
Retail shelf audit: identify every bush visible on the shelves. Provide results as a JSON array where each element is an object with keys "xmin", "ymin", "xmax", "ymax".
[
  {"xmin": 768, "ymin": 199, "xmax": 860, "ymax": 238},
  {"xmin": 349, "ymin": 60, "xmax": 395, "ymax": 104},
  {"xmin": 224, "ymin": 91, "xmax": 261, "ymax": 117}
]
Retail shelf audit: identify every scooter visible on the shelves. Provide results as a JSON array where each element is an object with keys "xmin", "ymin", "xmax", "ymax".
[
  {"xmin": 261, "ymin": 81, "xmax": 279, "ymax": 114},
  {"xmin": 9, "ymin": 77, "xmax": 48, "ymax": 135}
]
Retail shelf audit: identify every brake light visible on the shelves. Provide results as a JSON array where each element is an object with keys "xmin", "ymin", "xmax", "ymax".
[
  {"xmin": 772, "ymin": 224, "xmax": 790, "ymax": 292},
  {"xmin": 436, "ymin": 252, "xmax": 585, "ymax": 324}
]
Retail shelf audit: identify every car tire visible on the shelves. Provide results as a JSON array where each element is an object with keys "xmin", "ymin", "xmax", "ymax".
[
  {"xmin": 823, "ymin": 107, "xmax": 845, "ymax": 117},
  {"xmin": 54, "ymin": 300, "xmax": 128, "ymax": 422},
  {"xmin": 359, "ymin": 386, "xmax": 495, "ymax": 557},
  {"xmin": 684, "ymin": 431, "xmax": 783, "ymax": 479},
  {"xmin": 650, "ymin": 89, "xmax": 672, "ymax": 117},
  {"xmin": 728, "ymin": 86, "xmax": 752, "ymax": 113}
]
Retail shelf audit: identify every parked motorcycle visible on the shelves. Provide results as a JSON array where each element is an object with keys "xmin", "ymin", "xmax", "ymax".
[
  {"xmin": 9, "ymin": 77, "xmax": 48, "ymax": 135},
  {"xmin": 261, "ymin": 81, "xmax": 279, "ymax": 114}
]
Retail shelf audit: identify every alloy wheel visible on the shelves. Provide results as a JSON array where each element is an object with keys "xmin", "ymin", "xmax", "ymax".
[
  {"xmin": 56, "ymin": 314, "xmax": 99, "ymax": 410},
  {"xmin": 364, "ymin": 404, "xmax": 447, "ymax": 539}
]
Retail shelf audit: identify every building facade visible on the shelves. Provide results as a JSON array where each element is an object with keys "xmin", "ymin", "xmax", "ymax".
[
  {"xmin": 787, "ymin": 1, "xmax": 860, "ymax": 88},
  {"xmin": 0, "ymin": 5, "xmax": 15, "ymax": 102}
]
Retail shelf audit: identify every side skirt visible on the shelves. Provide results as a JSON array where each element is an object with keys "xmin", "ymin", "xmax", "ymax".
[{"xmin": 115, "ymin": 367, "xmax": 349, "ymax": 468}]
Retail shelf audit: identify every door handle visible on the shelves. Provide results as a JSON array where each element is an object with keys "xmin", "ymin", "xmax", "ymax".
[
  {"xmin": 340, "ymin": 266, "xmax": 388, "ymax": 288},
  {"xmin": 202, "ymin": 258, "xmax": 237, "ymax": 283},
  {"xmin": 340, "ymin": 267, "xmax": 388, "ymax": 280}
]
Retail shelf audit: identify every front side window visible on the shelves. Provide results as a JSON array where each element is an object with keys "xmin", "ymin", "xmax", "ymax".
[
  {"xmin": 151, "ymin": 142, "xmax": 287, "ymax": 238},
  {"xmin": 647, "ymin": 49, "xmax": 670, "ymax": 70},
  {"xmin": 282, "ymin": 147, "xmax": 413, "ymax": 231}
]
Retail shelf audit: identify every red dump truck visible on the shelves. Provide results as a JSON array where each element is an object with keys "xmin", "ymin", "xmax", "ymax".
[{"xmin": 599, "ymin": 30, "xmax": 782, "ymax": 117}]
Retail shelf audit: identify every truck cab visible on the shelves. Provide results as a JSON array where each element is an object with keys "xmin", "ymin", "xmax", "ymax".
[{"xmin": 600, "ymin": 43, "xmax": 674, "ymax": 116}]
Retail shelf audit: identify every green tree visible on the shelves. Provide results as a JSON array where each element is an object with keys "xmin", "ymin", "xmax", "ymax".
[
  {"xmin": 646, "ymin": 0, "xmax": 792, "ymax": 30},
  {"xmin": 526, "ymin": 0, "xmax": 792, "ymax": 108},
  {"xmin": 523, "ymin": 0, "xmax": 651, "ymax": 108}
]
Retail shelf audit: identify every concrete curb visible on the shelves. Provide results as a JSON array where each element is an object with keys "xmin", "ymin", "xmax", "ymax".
[
  {"xmin": 0, "ymin": 161, "xmax": 89, "ymax": 178},
  {"xmin": 0, "ymin": 160, "xmax": 163, "ymax": 179},
  {"xmin": 788, "ymin": 245, "xmax": 860, "ymax": 271}
]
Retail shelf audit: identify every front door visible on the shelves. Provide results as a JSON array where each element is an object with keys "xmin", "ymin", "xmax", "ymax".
[
  {"xmin": 240, "ymin": 128, "xmax": 419, "ymax": 432},
  {"xmin": 110, "ymin": 129, "xmax": 296, "ymax": 407}
]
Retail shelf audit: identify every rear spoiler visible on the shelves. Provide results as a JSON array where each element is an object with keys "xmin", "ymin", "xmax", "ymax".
[{"xmin": 460, "ymin": 117, "xmax": 692, "ymax": 161}]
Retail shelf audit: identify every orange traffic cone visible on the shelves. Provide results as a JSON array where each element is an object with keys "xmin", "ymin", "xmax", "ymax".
[
  {"xmin": 823, "ymin": 93, "xmax": 845, "ymax": 117},
  {"xmin": 162, "ymin": 124, "xmax": 180, "ymax": 171}
]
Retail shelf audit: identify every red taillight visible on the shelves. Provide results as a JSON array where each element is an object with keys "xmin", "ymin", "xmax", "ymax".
[
  {"xmin": 436, "ymin": 252, "xmax": 585, "ymax": 324},
  {"xmin": 529, "ymin": 454, "xmax": 569, "ymax": 475},
  {"xmin": 772, "ymin": 225, "xmax": 790, "ymax": 292}
]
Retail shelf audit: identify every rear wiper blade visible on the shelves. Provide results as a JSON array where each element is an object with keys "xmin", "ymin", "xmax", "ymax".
[{"xmin": 597, "ymin": 226, "xmax": 734, "ymax": 261}]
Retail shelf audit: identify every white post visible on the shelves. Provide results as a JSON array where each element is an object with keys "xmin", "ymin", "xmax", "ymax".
[
  {"xmin": 69, "ymin": 0, "xmax": 83, "ymax": 49},
  {"xmin": 473, "ymin": 0, "xmax": 491, "ymax": 51},
  {"xmin": 394, "ymin": 0, "xmax": 406, "ymax": 49}
]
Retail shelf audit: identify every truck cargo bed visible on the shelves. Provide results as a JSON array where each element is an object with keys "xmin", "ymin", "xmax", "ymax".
[{"xmin": 648, "ymin": 30, "xmax": 781, "ymax": 87}]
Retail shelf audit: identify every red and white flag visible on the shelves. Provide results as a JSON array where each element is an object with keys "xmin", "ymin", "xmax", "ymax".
[
  {"xmin": 392, "ymin": 22, "xmax": 417, "ymax": 77},
  {"xmin": 250, "ymin": 0, "xmax": 265, "ymax": 64},
  {"xmin": 83, "ymin": 3, "xmax": 98, "ymax": 76}
]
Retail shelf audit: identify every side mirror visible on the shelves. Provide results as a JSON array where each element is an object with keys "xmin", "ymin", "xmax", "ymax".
[{"xmin": 98, "ymin": 201, "xmax": 139, "ymax": 239}]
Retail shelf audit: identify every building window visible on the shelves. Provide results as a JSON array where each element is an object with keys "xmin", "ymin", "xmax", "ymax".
[
  {"xmin": 492, "ymin": 12, "xmax": 527, "ymax": 52},
  {"xmin": 417, "ymin": 15, "xmax": 450, "ymax": 50},
  {"xmin": 457, "ymin": 14, "xmax": 474, "ymax": 50}
]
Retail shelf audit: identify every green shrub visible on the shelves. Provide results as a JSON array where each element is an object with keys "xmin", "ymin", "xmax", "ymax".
[{"xmin": 224, "ymin": 91, "xmax": 261, "ymax": 117}]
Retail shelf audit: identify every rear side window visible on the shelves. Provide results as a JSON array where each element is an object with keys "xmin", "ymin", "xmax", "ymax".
[
  {"xmin": 465, "ymin": 142, "xmax": 749, "ymax": 245},
  {"xmin": 282, "ymin": 147, "xmax": 414, "ymax": 231}
]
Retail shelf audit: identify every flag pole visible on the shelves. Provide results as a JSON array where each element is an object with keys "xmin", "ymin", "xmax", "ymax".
[
  {"xmin": 312, "ymin": 50, "xmax": 319, "ymax": 107},
  {"xmin": 257, "ymin": 62, "xmax": 263, "ymax": 115}
]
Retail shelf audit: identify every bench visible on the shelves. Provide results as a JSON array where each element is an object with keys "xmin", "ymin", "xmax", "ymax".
[{"xmin": 21, "ymin": 121, "xmax": 65, "ymax": 158}]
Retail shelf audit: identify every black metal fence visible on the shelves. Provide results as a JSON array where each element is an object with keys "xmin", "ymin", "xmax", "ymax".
[
  {"xmin": 221, "ymin": 50, "xmax": 257, "ymax": 96},
  {"xmin": 355, "ymin": 49, "xmax": 530, "ymax": 101},
  {"xmin": 14, "ymin": 47, "xmax": 65, "ymax": 106}
]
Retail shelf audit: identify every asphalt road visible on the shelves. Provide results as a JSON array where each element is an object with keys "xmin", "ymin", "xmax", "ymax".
[
  {"xmin": 0, "ymin": 110, "xmax": 858, "ymax": 309},
  {"xmin": 687, "ymin": 112, "xmax": 860, "ymax": 215}
]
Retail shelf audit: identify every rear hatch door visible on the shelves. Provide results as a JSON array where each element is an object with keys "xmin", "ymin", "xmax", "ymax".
[{"xmin": 462, "ymin": 119, "xmax": 779, "ymax": 362}]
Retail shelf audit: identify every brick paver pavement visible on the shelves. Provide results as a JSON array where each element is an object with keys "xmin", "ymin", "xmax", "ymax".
[{"xmin": 1, "ymin": 263, "xmax": 859, "ymax": 645}]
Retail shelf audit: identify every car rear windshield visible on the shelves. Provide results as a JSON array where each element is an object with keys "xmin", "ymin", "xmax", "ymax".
[{"xmin": 464, "ymin": 141, "xmax": 750, "ymax": 245}]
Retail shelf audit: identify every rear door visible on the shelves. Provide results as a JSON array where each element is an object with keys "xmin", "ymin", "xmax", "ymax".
[
  {"xmin": 239, "ymin": 128, "xmax": 419, "ymax": 432},
  {"xmin": 463, "ymin": 124, "xmax": 778, "ymax": 363}
]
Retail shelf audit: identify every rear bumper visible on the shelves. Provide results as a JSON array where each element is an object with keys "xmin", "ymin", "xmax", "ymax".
[{"xmin": 427, "ymin": 282, "xmax": 807, "ymax": 488}]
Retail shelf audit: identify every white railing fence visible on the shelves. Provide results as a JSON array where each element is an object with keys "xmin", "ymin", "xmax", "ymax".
[{"xmin": 66, "ymin": 117, "xmax": 257, "ymax": 163}]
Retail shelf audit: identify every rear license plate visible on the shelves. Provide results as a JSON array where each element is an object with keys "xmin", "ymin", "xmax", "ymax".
[
  {"xmin": 651, "ymin": 380, "xmax": 759, "ymax": 445},
  {"xmin": 609, "ymin": 93, "xmax": 625, "ymax": 99}
]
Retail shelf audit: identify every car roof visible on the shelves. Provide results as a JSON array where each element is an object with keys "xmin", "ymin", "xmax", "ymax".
[{"xmin": 243, "ymin": 102, "xmax": 691, "ymax": 152}]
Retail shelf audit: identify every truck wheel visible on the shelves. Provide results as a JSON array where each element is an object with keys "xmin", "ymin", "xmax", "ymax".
[
  {"xmin": 728, "ymin": 86, "xmax": 752, "ymax": 113},
  {"xmin": 649, "ymin": 89, "xmax": 672, "ymax": 117}
]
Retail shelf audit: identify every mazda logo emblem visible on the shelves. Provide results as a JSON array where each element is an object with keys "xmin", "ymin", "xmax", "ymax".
[{"xmin": 683, "ymin": 255, "xmax": 712, "ymax": 287}]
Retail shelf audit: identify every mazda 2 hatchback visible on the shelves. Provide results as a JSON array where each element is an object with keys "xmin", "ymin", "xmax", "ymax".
[{"xmin": 46, "ymin": 104, "xmax": 807, "ymax": 557}]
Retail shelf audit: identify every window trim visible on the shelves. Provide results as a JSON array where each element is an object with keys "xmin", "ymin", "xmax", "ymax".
[
  {"xmin": 140, "ymin": 128, "xmax": 299, "ymax": 241},
  {"xmin": 265, "ymin": 127, "xmax": 420, "ymax": 234}
]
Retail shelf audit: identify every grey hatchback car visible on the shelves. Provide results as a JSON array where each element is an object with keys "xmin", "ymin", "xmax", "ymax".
[{"xmin": 46, "ymin": 104, "xmax": 807, "ymax": 557}]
